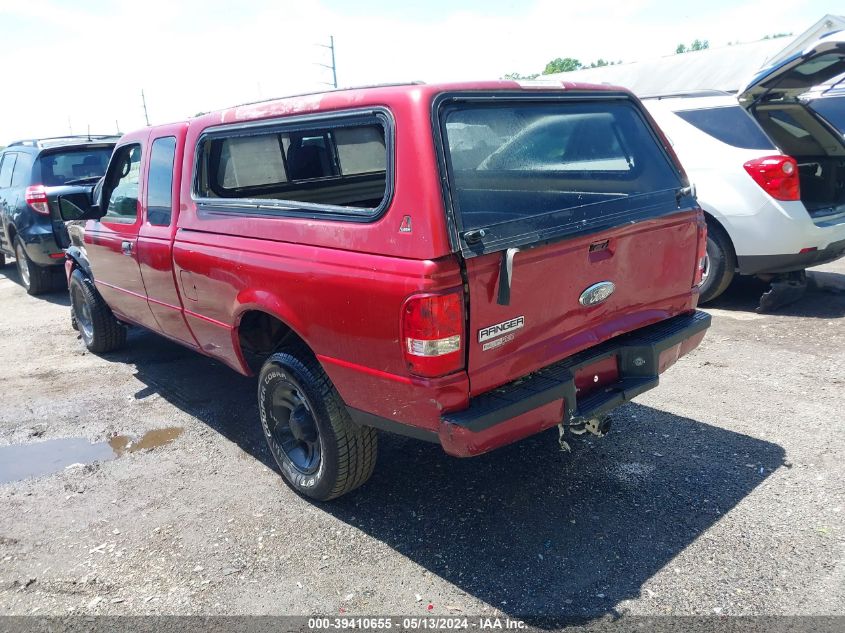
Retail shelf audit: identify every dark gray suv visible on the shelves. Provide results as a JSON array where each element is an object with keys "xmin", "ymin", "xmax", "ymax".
[{"xmin": 0, "ymin": 136, "xmax": 117, "ymax": 294}]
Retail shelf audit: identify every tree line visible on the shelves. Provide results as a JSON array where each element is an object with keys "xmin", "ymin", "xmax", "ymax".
[
  {"xmin": 503, "ymin": 57, "xmax": 620, "ymax": 80},
  {"xmin": 502, "ymin": 34, "xmax": 792, "ymax": 80}
]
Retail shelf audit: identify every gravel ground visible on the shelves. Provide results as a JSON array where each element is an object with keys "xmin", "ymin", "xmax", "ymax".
[{"xmin": 0, "ymin": 259, "xmax": 843, "ymax": 621}]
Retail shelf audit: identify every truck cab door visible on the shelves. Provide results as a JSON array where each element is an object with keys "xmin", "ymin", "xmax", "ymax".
[
  {"xmin": 136, "ymin": 124, "xmax": 199, "ymax": 348},
  {"xmin": 85, "ymin": 142, "xmax": 158, "ymax": 330}
]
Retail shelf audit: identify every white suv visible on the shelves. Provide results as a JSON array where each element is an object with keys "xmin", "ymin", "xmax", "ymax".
[{"xmin": 642, "ymin": 32, "xmax": 845, "ymax": 303}]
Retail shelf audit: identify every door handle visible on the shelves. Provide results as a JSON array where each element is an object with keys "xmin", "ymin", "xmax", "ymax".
[{"xmin": 121, "ymin": 240, "xmax": 133, "ymax": 256}]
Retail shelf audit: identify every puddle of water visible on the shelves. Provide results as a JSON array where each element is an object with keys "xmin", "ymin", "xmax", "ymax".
[
  {"xmin": 109, "ymin": 427, "xmax": 183, "ymax": 456},
  {"xmin": 0, "ymin": 437, "xmax": 115, "ymax": 486},
  {"xmin": 0, "ymin": 427, "xmax": 184, "ymax": 485}
]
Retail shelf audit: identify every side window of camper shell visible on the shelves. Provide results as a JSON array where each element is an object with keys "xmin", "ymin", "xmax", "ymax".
[{"xmin": 195, "ymin": 112, "xmax": 390, "ymax": 217}]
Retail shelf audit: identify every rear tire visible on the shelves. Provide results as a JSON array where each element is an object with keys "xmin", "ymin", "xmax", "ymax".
[
  {"xmin": 14, "ymin": 237, "xmax": 50, "ymax": 295},
  {"xmin": 68, "ymin": 268, "xmax": 126, "ymax": 353},
  {"xmin": 258, "ymin": 347, "xmax": 377, "ymax": 501},
  {"xmin": 698, "ymin": 222, "xmax": 736, "ymax": 304}
]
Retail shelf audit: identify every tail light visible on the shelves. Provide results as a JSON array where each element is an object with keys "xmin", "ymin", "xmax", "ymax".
[
  {"xmin": 25, "ymin": 185, "xmax": 50, "ymax": 215},
  {"xmin": 743, "ymin": 155, "xmax": 800, "ymax": 201},
  {"xmin": 402, "ymin": 290, "xmax": 464, "ymax": 378},
  {"xmin": 693, "ymin": 219, "xmax": 707, "ymax": 287}
]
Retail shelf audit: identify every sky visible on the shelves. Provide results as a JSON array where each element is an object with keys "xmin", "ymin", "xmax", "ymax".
[{"xmin": 0, "ymin": 0, "xmax": 835, "ymax": 145}]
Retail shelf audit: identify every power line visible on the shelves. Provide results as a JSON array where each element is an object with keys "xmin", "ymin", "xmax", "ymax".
[
  {"xmin": 316, "ymin": 35, "xmax": 338, "ymax": 89},
  {"xmin": 141, "ymin": 89, "xmax": 150, "ymax": 126}
]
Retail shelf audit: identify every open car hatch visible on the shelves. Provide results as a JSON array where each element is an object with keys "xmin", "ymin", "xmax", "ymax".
[{"xmin": 739, "ymin": 31, "xmax": 845, "ymax": 105}]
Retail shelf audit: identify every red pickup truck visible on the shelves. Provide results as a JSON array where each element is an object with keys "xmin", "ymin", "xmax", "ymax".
[{"xmin": 60, "ymin": 81, "xmax": 710, "ymax": 500}]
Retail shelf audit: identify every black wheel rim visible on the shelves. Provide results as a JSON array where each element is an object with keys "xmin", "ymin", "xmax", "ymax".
[
  {"xmin": 15, "ymin": 243, "xmax": 30, "ymax": 289},
  {"xmin": 71, "ymin": 284, "xmax": 94, "ymax": 342},
  {"xmin": 266, "ymin": 379, "xmax": 321, "ymax": 475}
]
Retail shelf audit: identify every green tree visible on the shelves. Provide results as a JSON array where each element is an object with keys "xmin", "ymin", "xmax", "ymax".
[
  {"xmin": 543, "ymin": 57, "xmax": 582, "ymax": 74},
  {"xmin": 505, "ymin": 56, "xmax": 622, "ymax": 79},
  {"xmin": 588, "ymin": 58, "xmax": 622, "ymax": 68},
  {"xmin": 676, "ymin": 39, "xmax": 709, "ymax": 54},
  {"xmin": 763, "ymin": 32, "xmax": 792, "ymax": 40},
  {"xmin": 502, "ymin": 72, "xmax": 540, "ymax": 80}
]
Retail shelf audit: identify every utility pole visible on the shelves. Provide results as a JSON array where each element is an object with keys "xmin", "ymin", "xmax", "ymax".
[
  {"xmin": 141, "ymin": 89, "xmax": 150, "ymax": 126},
  {"xmin": 115, "ymin": 120, "xmax": 121, "ymax": 135},
  {"xmin": 67, "ymin": 117, "xmax": 73, "ymax": 135},
  {"xmin": 316, "ymin": 35, "xmax": 338, "ymax": 88}
]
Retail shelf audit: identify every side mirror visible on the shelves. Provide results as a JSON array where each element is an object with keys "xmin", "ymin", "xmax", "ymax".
[
  {"xmin": 58, "ymin": 191, "xmax": 102, "ymax": 222},
  {"xmin": 58, "ymin": 177, "xmax": 106, "ymax": 221},
  {"xmin": 92, "ymin": 176, "xmax": 105, "ymax": 208}
]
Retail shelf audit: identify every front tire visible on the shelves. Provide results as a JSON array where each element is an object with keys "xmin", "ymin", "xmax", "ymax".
[
  {"xmin": 258, "ymin": 348, "xmax": 377, "ymax": 501},
  {"xmin": 14, "ymin": 237, "xmax": 50, "ymax": 295},
  {"xmin": 68, "ymin": 268, "xmax": 126, "ymax": 353},
  {"xmin": 698, "ymin": 222, "xmax": 736, "ymax": 304}
]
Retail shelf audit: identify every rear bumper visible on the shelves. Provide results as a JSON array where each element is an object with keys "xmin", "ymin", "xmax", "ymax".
[
  {"xmin": 437, "ymin": 310, "xmax": 711, "ymax": 457},
  {"xmin": 713, "ymin": 198, "xmax": 845, "ymax": 271},
  {"xmin": 737, "ymin": 237, "xmax": 845, "ymax": 275},
  {"xmin": 18, "ymin": 221, "xmax": 64, "ymax": 268}
]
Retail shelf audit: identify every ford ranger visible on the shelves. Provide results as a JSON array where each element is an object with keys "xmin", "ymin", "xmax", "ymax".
[{"xmin": 60, "ymin": 81, "xmax": 711, "ymax": 500}]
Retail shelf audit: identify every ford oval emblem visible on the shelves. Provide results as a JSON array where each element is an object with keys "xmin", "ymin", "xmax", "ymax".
[{"xmin": 579, "ymin": 281, "xmax": 615, "ymax": 306}]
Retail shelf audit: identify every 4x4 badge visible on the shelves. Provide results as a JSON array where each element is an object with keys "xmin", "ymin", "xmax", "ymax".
[{"xmin": 579, "ymin": 281, "xmax": 615, "ymax": 306}]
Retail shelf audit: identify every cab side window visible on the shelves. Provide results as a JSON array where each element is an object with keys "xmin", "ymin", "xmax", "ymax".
[
  {"xmin": 0, "ymin": 153, "xmax": 17, "ymax": 189},
  {"xmin": 146, "ymin": 137, "xmax": 176, "ymax": 226},
  {"xmin": 103, "ymin": 144, "xmax": 142, "ymax": 223}
]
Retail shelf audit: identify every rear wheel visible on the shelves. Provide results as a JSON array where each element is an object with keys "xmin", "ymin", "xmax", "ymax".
[
  {"xmin": 68, "ymin": 268, "xmax": 126, "ymax": 353},
  {"xmin": 258, "ymin": 347, "xmax": 377, "ymax": 501},
  {"xmin": 14, "ymin": 237, "xmax": 50, "ymax": 295},
  {"xmin": 698, "ymin": 222, "xmax": 736, "ymax": 304}
]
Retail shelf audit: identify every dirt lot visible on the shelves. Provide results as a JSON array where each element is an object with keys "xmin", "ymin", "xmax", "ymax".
[{"xmin": 0, "ymin": 259, "xmax": 843, "ymax": 620}]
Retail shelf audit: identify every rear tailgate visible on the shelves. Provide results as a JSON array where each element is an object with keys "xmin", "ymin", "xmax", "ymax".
[
  {"xmin": 436, "ymin": 91, "xmax": 702, "ymax": 396},
  {"xmin": 463, "ymin": 210, "xmax": 700, "ymax": 394}
]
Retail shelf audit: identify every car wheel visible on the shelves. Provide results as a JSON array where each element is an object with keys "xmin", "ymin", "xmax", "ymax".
[
  {"xmin": 14, "ymin": 237, "xmax": 50, "ymax": 295},
  {"xmin": 698, "ymin": 223, "xmax": 736, "ymax": 304},
  {"xmin": 68, "ymin": 268, "xmax": 126, "ymax": 353},
  {"xmin": 258, "ymin": 347, "xmax": 377, "ymax": 501}
]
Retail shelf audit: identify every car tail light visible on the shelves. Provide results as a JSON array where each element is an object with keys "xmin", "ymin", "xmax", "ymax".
[
  {"xmin": 25, "ymin": 185, "xmax": 50, "ymax": 215},
  {"xmin": 743, "ymin": 155, "xmax": 800, "ymax": 201},
  {"xmin": 693, "ymin": 220, "xmax": 708, "ymax": 287},
  {"xmin": 402, "ymin": 290, "xmax": 464, "ymax": 378}
]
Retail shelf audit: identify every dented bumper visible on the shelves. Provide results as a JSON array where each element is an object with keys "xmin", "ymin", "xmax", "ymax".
[{"xmin": 438, "ymin": 310, "xmax": 711, "ymax": 457}]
